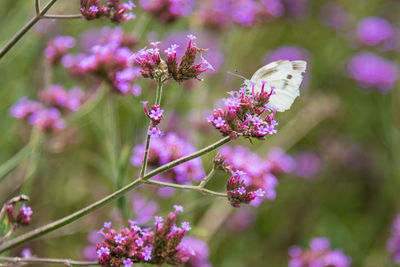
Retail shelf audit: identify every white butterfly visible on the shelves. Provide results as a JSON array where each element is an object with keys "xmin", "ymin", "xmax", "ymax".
[{"xmin": 245, "ymin": 60, "xmax": 307, "ymax": 112}]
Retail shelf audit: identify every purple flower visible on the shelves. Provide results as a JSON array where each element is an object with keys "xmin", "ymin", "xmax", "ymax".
[
  {"xmin": 28, "ymin": 108, "xmax": 66, "ymax": 132},
  {"xmin": 289, "ymin": 237, "xmax": 351, "ymax": 267},
  {"xmin": 237, "ymin": 187, "xmax": 246, "ymax": 195},
  {"xmin": 97, "ymin": 247, "xmax": 110, "ymax": 258},
  {"xmin": 142, "ymin": 246, "xmax": 152, "ymax": 261},
  {"xmin": 357, "ymin": 17, "xmax": 394, "ymax": 46},
  {"xmin": 181, "ymin": 221, "xmax": 191, "ymax": 231},
  {"xmin": 348, "ymin": 52, "xmax": 398, "ymax": 92},
  {"xmin": 174, "ymin": 205, "xmax": 184, "ymax": 213},
  {"xmin": 148, "ymin": 127, "xmax": 164, "ymax": 138},
  {"xmin": 21, "ymin": 248, "xmax": 32, "ymax": 258},
  {"xmin": 9, "ymin": 97, "xmax": 43, "ymax": 119},
  {"xmin": 21, "ymin": 205, "xmax": 33, "ymax": 216},
  {"xmin": 213, "ymin": 117, "xmax": 226, "ymax": 128},
  {"xmin": 320, "ymin": 2, "xmax": 354, "ymax": 32},
  {"xmin": 122, "ymin": 258, "xmax": 133, "ymax": 267},
  {"xmin": 387, "ymin": 215, "xmax": 400, "ymax": 264},
  {"xmin": 114, "ymin": 234, "xmax": 125, "ymax": 244},
  {"xmin": 295, "ymin": 151, "xmax": 321, "ymax": 178},
  {"xmin": 180, "ymin": 237, "xmax": 211, "ymax": 267}
]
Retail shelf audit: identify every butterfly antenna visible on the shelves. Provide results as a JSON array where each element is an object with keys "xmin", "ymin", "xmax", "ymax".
[{"xmin": 227, "ymin": 71, "xmax": 247, "ymax": 80}]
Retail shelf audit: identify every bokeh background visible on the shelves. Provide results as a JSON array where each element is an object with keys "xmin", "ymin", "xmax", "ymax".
[{"xmin": 1, "ymin": 0, "xmax": 400, "ymax": 266}]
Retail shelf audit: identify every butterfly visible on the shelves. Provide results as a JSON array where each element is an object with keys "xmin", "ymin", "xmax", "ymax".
[{"xmin": 244, "ymin": 60, "xmax": 307, "ymax": 112}]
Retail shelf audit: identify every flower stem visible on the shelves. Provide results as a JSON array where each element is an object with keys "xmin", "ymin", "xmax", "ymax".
[
  {"xmin": 35, "ymin": 0, "xmax": 40, "ymax": 15},
  {"xmin": 144, "ymin": 179, "xmax": 227, "ymax": 198},
  {"xmin": 0, "ymin": 136, "xmax": 230, "ymax": 253},
  {"xmin": 42, "ymin": 14, "xmax": 83, "ymax": 19},
  {"xmin": 0, "ymin": 0, "xmax": 59, "ymax": 60},
  {"xmin": 0, "ymin": 256, "xmax": 97, "ymax": 266},
  {"xmin": 139, "ymin": 81, "xmax": 163, "ymax": 179},
  {"xmin": 199, "ymin": 167, "xmax": 216, "ymax": 188}
]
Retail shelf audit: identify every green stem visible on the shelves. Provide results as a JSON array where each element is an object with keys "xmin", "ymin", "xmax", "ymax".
[
  {"xmin": 35, "ymin": 0, "xmax": 40, "ymax": 15},
  {"xmin": 0, "ymin": 0, "xmax": 59, "ymax": 60},
  {"xmin": 199, "ymin": 168, "xmax": 216, "ymax": 188},
  {"xmin": 0, "ymin": 129, "xmax": 41, "ymax": 183},
  {"xmin": 104, "ymin": 93, "xmax": 119, "ymax": 181},
  {"xmin": 0, "ymin": 256, "xmax": 97, "ymax": 266},
  {"xmin": 139, "ymin": 81, "xmax": 163, "ymax": 178},
  {"xmin": 144, "ymin": 179, "xmax": 227, "ymax": 198},
  {"xmin": 0, "ymin": 136, "xmax": 230, "ymax": 253},
  {"xmin": 42, "ymin": 14, "xmax": 83, "ymax": 19}
]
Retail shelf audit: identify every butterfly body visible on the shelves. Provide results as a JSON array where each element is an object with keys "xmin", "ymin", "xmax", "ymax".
[{"xmin": 245, "ymin": 60, "xmax": 307, "ymax": 112}]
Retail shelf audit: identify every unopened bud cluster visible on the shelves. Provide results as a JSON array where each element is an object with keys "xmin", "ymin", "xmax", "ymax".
[
  {"xmin": 6, "ymin": 204, "xmax": 33, "ymax": 226},
  {"xmin": 80, "ymin": 0, "xmax": 136, "ymax": 24},
  {"xmin": 132, "ymin": 35, "xmax": 214, "ymax": 83},
  {"xmin": 207, "ymin": 83, "xmax": 278, "ymax": 140},
  {"xmin": 96, "ymin": 205, "xmax": 195, "ymax": 266},
  {"xmin": 141, "ymin": 101, "xmax": 164, "ymax": 138}
]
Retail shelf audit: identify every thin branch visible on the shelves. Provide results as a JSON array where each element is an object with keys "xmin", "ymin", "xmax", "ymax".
[
  {"xmin": 0, "ymin": 227, "xmax": 16, "ymax": 244},
  {"xmin": 0, "ymin": 0, "xmax": 59, "ymax": 60},
  {"xmin": 199, "ymin": 167, "xmax": 216, "ymax": 188},
  {"xmin": 0, "ymin": 256, "xmax": 97, "ymax": 266},
  {"xmin": 41, "ymin": 14, "xmax": 83, "ymax": 19},
  {"xmin": 139, "ymin": 81, "xmax": 163, "ymax": 178},
  {"xmin": 0, "ymin": 136, "xmax": 231, "ymax": 253},
  {"xmin": 35, "ymin": 0, "xmax": 40, "ymax": 15},
  {"xmin": 144, "ymin": 179, "xmax": 227, "ymax": 198}
]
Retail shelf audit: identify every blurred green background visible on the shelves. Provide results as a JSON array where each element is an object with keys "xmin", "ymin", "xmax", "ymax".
[{"xmin": 1, "ymin": 0, "xmax": 400, "ymax": 266}]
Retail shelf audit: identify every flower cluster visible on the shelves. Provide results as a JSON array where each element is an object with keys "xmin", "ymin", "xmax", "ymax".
[
  {"xmin": 180, "ymin": 237, "xmax": 212, "ymax": 267},
  {"xmin": 319, "ymin": 2, "xmax": 354, "ymax": 32},
  {"xmin": 6, "ymin": 204, "xmax": 33, "ymax": 226},
  {"xmin": 348, "ymin": 52, "xmax": 398, "ymax": 92},
  {"xmin": 294, "ymin": 151, "xmax": 321, "ymax": 179},
  {"xmin": 44, "ymin": 36, "xmax": 76, "ymax": 65},
  {"xmin": 289, "ymin": 237, "xmax": 351, "ymax": 267},
  {"xmin": 207, "ymin": 84, "xmax": 278, "ymax": 140},
  {"xmin": 141, "ymin": 101, "xmax": 164, "ymax": 137},
  {"xmin": 226, "ymin": 173, "xmax": 265, "ymax": 207},
  {"xmin": 132, "ymin": 35, "xmax": 214, "ymax": 83},
  {"xmin": 80, "ymin": 0, "xmax": 135, "ymax": 24},
  {"xmin": 387, "ymin": 214, "xmax": 400, "ymax": 264},
  {"xmin": 95, "ymin": 205, "xmax": 195, "ymax": 266},
  {"xmin": 194, "ymin": 0, "xmax": 285, "ymax": 29},
  {"xmin": 131, "ymin": 132, "xmax": 205, "ymax": 197},
  {"xmin": 357, "ymin": 17, "xmax": 398, "ymax": 50},
  {"xmin": 62, "ymin": 27, "xmax": 141, "ymax": 95},
  {"xmin": 139, "ymin": 0, "xmax": 195, "ymax": 23},
  {"xmin": 10, "ymin": 85, "xmax": 86, "ymax": 132},
  {"xmin": 215, "ymin": 146, "xmax": 293, "ymax": 207}
]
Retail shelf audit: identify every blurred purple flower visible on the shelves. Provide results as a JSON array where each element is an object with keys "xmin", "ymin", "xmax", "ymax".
[
  {"xmin": 139, "ymin": 0, "xmax": 195, "ymax": 23},
  {"xmin": 180, "ymin": 237, "xmax": 212, "ymax": 267},
  {"xmin": 131, "ymin": 193, "xmax": 159, "ymax": 225},
  {"xmin": 28, "ymin": 108, "xmax": 66, "ymax": 132},
  {"xmin": 9, "ymin": 97, "xmax": 43, "ymax": 120},
  {"xmin": 320, "ymin": 2, "xmax": 354, "ymax": 32},
  {"xmin": 387, "ymin": 214, "xmax": 400, "ymax": 264},
  {"xmin": 131, "ymin": 132, "xmax": 205, "ymax": 197},
  {"xmin": 294, "ymin": 151, "xmax": 321, "ymax": 179},
  {"xmin": 348, "ymin": 52, "xmax": 398, "ymax": 92},
  {"xmin": 289, "ymin": 237, "xmax": 351, "ymax": 267},
  {"xmin": 357, "ymin": 17, "xmax": 394, "ymax": 47},
  {"xmin": 281, "ymin": 0, "xmax": 309, "ymax": 19}
]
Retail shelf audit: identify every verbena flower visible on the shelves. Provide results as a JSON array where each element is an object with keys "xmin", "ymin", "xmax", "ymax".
[
  {"xmin": 319, "ymin": 2, "xmax": 354, "ymax": 32},
  {"xmin": 80, "ymin": 0, "xmax": 136, "ymax": 24},
  {"xmin": 130, "ymin": 132, "xmax": 205, "ymax": 197},
  {"xmin": 348, "ymin": 52, "xmax": 398, "ymax": 92},
  {"xmin": 44, "ymin": 36, "xmax": 76, "ymax": 65},
  {"xmin": 132, "ymin": 35, "xmax": 213, "ymax": 83},
  {"xmin": 10, "ymin": 84, "xmax": 86, "ymax": 132},
  {"xmin": 294, "ymin": 151, "xmax": 321, "ymax": 179},
  {"xmin": 180, "ymin": 237, "xmax": 212, "ymax": 267},
  {"xmin": 139, "ymin": 0, "xmax": 195, "ymax": 23},
  {"xmin": 62, "ymin": 27, "xmax": 141, "ymax": 95},
  {"xmin": 216, "ymin": 146, "xmax": 294, "ymax": 207},
  {"xmin": 289, "ymin": 237, "xmax": 351, "ymax": 267},
  {"xmin": 357, "ymin": 17, "xmax": 395, "ymax": 49},
  {"xmin": 387, "ymin": 214, "xmax": 400, "ymax": 264},
  {"xmin": 207, "ymin": 85, "xmax": 278, "ymax": 140},
  {"xmin": 95, "ymin": 205, "xmax": 196, "ymax": 266},
  {"xmin": 6, "ymin": 204, "xmax": 33, "ymax": 226},
  {"xmin": 194, "ymin": 0, "xmax": 284, "ymax": 30}
]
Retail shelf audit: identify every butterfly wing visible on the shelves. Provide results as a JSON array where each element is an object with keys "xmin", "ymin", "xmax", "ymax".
[{"xmin": 250, "ymin": 60, "xmax": 307, "ymax": 112}]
